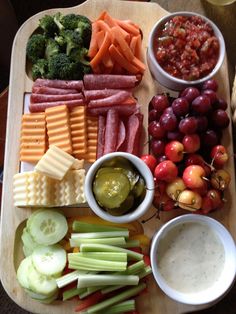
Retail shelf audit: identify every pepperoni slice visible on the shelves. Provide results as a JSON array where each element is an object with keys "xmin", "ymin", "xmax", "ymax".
[
  {"xmin": 30, "ymin": 93, "xmax": 84, "ymax": 103},
  {"xmin": 124, "ymin": 113, "xmax": 143, "ymax": 156},
  {"xmin": 116, "ymin": 120, "xmax": 126, "ymax": 151},
  {"xmin": 83, "ymin": 89, "xmax": 133, "ymax": 101},
  {"xmin": 33, "ymin": 79, "xmax": 84, "ymax": 91},
  {"xmin": 96, "ymin": 115, "xmax": 106, "ymax": 159},
  {"xmin": 88, "ymin": 104, "xmax": 140, "ymax": 117},
  {"xmin": 103, "ymin": 109, "xmax": 119, "ymax": 155},
  {"xmin": 83, "ymin": 74, "xmax": 137, "ymax": 90},
  {"xmin": 29, "ymin": 99, "xmax": 85, "ymax": 112},
  {"xmin": 32, "ymin": 86, "xmax": 79, "ymax": 95},
  {"xmin": 88, "ymin": 91, "xmax": 131, "ymax": 108}
]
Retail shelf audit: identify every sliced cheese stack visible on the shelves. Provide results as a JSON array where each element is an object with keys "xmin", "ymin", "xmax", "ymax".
[
  {"xmin": 35, "ymin": 145, "xmax": 76, "ymax": 180},
  {"xmin": 70, "ymin": 106, "xmax": 87, "ymax": 157},
  {"xmin": 13, "ymin": 172, "xmax": 53, "ymax": 207},
  {"xmin": 20, "ymin": 113, "xmax": 46, "ymax": 162},
  {"xmin": 80, "ymin": 116, "xmax": 98, "ymax": 163},
  {"xmin": 13, "ymin": 170, "xmax": 85, "ymax": 207},
  {"xmin": 45, "ymin": 105, "xmax": 72, "ymax": 154}
]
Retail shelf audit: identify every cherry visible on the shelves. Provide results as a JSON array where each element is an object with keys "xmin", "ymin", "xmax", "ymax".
[
  {"xmin": 166, "ymin": 177, "xmax": 186, "ymax": 201},
  {"xmin": 141, "ymin": 154, "xmax": 157, "ymax": 173},
  {"xmin": 183, "ymin": 165, "xmax": 206, "ymax": 189},
  {"xmin": 165, "ymin": 141, "xmax": 184, "ymax": 162},
  {"xmin": 210, "ymin": 145, "xmax": 228, "ymax": 168},
  {"xmin": 177, "ymin": 190, "xmax": 202, "ymax": 211},
  {"xmin": 211, "ymin": 169, "xmax": 231, "ymax": 191},
  {"xmin": 154, "ymin": 160, "xmax": 178, "ymax": 183},
  {"xmin": 182, "ymin": 134, "xmax": 200, "ymax": 153}
]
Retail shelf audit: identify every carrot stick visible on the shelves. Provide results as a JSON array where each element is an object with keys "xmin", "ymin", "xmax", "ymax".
[
  {"xmin": 96, "ymin": 30, "xmax": 105, "ymax": 48},
  {"xmin": 109, "ymin": 44, "xmax": 139, "ymax": 74},
  {"xmin": 103, "ymin": 12, "xmax": 118, "ymax": 28},
  {"xmin": 130, "ymin": 36, "xmax": 138, "ymax": 55},
  {"xmin": 111, "ymin": 26, "xmax": 134, "ymax": 62},
  {"xmin": 131, "ymin": 56, "xmax": 146, "ymax": 74},
  {"xmin": 96, "ymin": 10, "xmax": 107, "ymax": 21},
  {"xmin": 88, "ymin": 22, "xmax": 99, "ymax": 58},
  {"xmin": 135, "ymin": 34, "xmax": 142, "ymax": 60},
  {"xmin": 90, "ymin": 32, "xmax": 111, "ymax": 69},
  {"xmin": 116, "ymin": 19, "xmax": 140, "ymax": 36},
  {"xmin": 96, "ymin": 20, "xmax": 114, "ymax": 42}
]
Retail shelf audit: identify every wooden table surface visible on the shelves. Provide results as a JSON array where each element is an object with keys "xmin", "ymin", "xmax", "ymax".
[{"xmin": 0, "ymin": 0, "xmax": 236, "ymax": 313}]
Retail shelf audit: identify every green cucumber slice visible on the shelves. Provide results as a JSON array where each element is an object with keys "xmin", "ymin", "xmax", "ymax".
[
  {"xmin": 28, "ymin": 210, "xmax": 68, "ymax": 245},
  {"xmin": 27, "ymin": 264, "xmax": 58, "ymax": 297},
  {"xmin": 17, "ymin": 256, "xmax": 32, "ymax": 289},
  {"xmin": 21, "ymin": 228, "xmax": 39, "ymax": 252},
  {"xmin": 32, "ymin": 244, "xmax": 66, "ymax": 277},
  {"xmin": 22, "ymin": 245, "xmax": 33, "ymax": 257},
  {"xmin": 26, "ymin": 289, "xmax": 58, "ymax": 303}
]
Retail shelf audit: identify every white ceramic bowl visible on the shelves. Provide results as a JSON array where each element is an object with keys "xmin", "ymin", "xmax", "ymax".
[
  {"xmin": 150, "ymin": 214, "xmax": 236, "ymax": 305},
  {"xmin": 147, "ymin": 12, "xmax": 225, "ymax": 91},
  {"xmin": 84, "ymin": 152, "xmax": 155, "ymax": 223}
]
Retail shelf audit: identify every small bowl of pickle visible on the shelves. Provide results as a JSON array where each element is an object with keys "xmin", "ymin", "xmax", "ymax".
[{"xmin": 84, "ymin": 152, "xmax": 155, "ymax": 223}]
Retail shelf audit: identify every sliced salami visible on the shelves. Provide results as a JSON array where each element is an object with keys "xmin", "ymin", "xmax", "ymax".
[
  {"xmin": 88, "ymin": 91, "xmax": 131, "ymax": 108},
  {"xmin": 32, "ymin": 86, "xmax": 79, "ymax": 95},
  {"xmin": 33, "ymin": 79, "xmax": 84, "ymax": 91},
  {"xmin": 87, "ymin": 104, "xmax": 140, "ymax": 117},
  {"xmin": 29, "ymin": 99, "xmax": 85, "ymax": 112},
  {"xmin": 31, "ymin": 93, "xmax": 84, "ymax": 103},
  {"xmin": 83, "ymin": 74, "xmax": 137, "ymax": 90},
  {"xmin": 124, "ymin": 113, "xmax": 143, "ymax": 156},
  {"xmin": 96, "ymin": 115, "xmax": 106, "ymax": 159},
  {"xmin": 103, "ymin": 109, "xmax": 119, "ymax": 155},
  {"xmin": 116, "ymin": 120, "xmax": 126, "ymax": 151},
  {"xmin": 83, "ymin": 89, "xmax": 133, "ymax": 101}
]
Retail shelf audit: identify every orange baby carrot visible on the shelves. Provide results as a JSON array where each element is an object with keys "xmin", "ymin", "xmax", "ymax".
[
  {"xmin": 90, "ymin": 32, "xmax": 111, "ymax": 69},
  {"xmin": 131, "ymin": 56, "xmax": 146, "ymax": 74},
  {"xmin": 130, "ymin": 35, "xmax": 138, "ymax": 55},
  {"xmin": 116, "ymin": 19, "xmax": 140, "ymax": 36},
  {"xmin": 111, "ymin": 26, "xmax": 134, "ymax": 62},
  {"xmin": 88, "ymin": 22, "xmax": 99, "ymax": 58},
  {"xmin": 96, "ymin": 20, "xmax": 114, "ymax": 42},
  {"xmin": 109, "ymin": 44, "xmax": 139, "ymax": 74},
  {"xmin": 96, "ymin": 10, "xmax": 107, "ymax": 21},
  {"xmin": 135, "ymin": 34, "xmax": 142, "ymax": 60}
]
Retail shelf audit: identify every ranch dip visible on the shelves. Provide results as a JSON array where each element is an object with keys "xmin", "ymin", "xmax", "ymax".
[{"xmin": 157, "ymin": 222, "xmax": 225, "ymax": 293}]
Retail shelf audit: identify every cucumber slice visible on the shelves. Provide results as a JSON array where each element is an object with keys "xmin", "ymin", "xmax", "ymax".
[
  {"xmin": 28, "ymin": 210, "xmax": 68, "ymax": 245},
  {"xmin": 17, "ymin": 256, "xmax": 32, "ymax": 289},
  {"xmin": 26, "ymin": 209, "xmax": 45, "ymax": 229},
  {"xmin": 27, "ymin": 264, "xmax": 58, "ymax": 297},
  {"xmin": 22, "ymin": 245, "xmax": 33, "ymax": 257},
  {"xmin": 26, "ymin": 289, "xmax": 58, "ymax": 303},
  {"xmin": 21, "ymin": 228, "xmax": 39, "ymax": 252},
  {"xmin": 32, "ymin": 244, "xmax": 66, "ymax": 277}
]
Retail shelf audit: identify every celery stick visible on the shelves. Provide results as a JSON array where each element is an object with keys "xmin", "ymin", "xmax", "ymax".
[
  {"xmin": 118, "ymin": 240, "xmax": 140, "ymax": 248},
  {"xmin": 72, "ymin": 221, "xmax": 128, "ymax": 233},
  {"xmin": 76, "ymin": 252, "xmax": 127, "ymax": 262},
  {"xmin": 68, "ymin": 255, "xmax": 127, "ymax": 271},
  {"xmin": 80, "ymin": 244, "xmax": 143, "ymax": 261},
  {"xmin": 71, "ymin": 231, "xmax": 129, "ymax": 239},
  {"xmin": 101, "ymin": 284, "xmax": 124, "ymax": 294},
  {"xmin": 138, "ymin": 266, "xmax": 152, "ymax": 279},
  {"xmin": 56, "ymin": 270, "xmax": 85, "ymax": 288},
  {"xmin": 97, "ymin": 300, "xmax": 135, "ymax": 314},
  {"xmin": 79, "ymin": 288, "xmax": 91, "ymax": 299},
  {"xmin": 70, "ymin": 237, "xmax": 126, "ymax": 248},
  {"xmin": 62, "ymin": 287, "xmax": 87, "ymax": 301},
  {"xmin": 77, "ymin": 274, "xmax": 139, "ymax": 288},
  {"xmin": 81, "ymin": 283, "xmax": 146, "ymax": 314}
]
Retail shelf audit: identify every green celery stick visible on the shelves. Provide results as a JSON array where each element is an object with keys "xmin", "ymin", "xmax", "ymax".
[
  {"xmin": 62, "ymin": 287, "xmax": 86, "ymax": 301},
  {"xmin": 71, "ymin": 231, "xmax": 129, "ymax": 239},
  {"xmin": 70, "ymin": 237, "xmax": 126, "ymax": 247},
  {"xmin": 97, "ymin": 300, "xmax": 135, "ymax": 314},
  {"xmin": 77, "ymin": 274, "xmax": 139, "ymax": 288},
  {"xmin": 72, "ymin": 221, "xmax": 128, "ymax": 233}
]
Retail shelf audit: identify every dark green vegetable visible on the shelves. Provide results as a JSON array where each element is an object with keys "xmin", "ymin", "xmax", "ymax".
[
  {"xmin": 70, "ymin": 47, "xmax": 90, "ymax": 66},
  {"xmin": 45, "ymin": 39, "xmax": 60, "ymax": 60},
  {"xmin": 32, "ymin": 59, "xmax": 48, "ymax": 80},
  {"xmin": 26, "ymin": 34, "xmax": 46, "ymax": 63},
  {"xmin": 47, "ymin": 53, "xmax": 75, "ymax": 80},
  {"xmin": 39, "ymin": 15, "xmax": 58, "ymax": 37},
  {"xmin": 53, "ymin": 12, "xmax": 64, "ymax": 31},
  {"xmin": 75, "ymin": 15, "xmax": 92, "ymax": 48},
  {"xmin": 60, "ymin": 29, "xmax": 83, "ymax": 56}
]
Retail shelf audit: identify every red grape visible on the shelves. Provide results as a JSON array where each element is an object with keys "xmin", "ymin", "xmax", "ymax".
[
  {"xmin": 156, "ymin": 155, "xmax": 168, "ymax": 163},
  {"xmin": 201, "ymin": 89, "xmax": 217, "ymax": 105},
  {"xmin": 148, "ymin": 121, "xmax": 166, "ymax": 139},
  {"xmin": 179, "ymin": 117, "xmax": 197, "ymax": 134},
  {"xmin": 202, "ymin": 79, "xmax": 218, "ymax": 92},
  {"xmin": 148, "ymin": 109, "xmax": 160, "ymax": 122},
  {"xmin": 159, "ymin": 113, "xmax": 178, "ymax": 131},
  {"xmin": 212, "ymin": 98, "xmax": 227, "ymax": 110},
  {"xmin": 151, "ymin": 139, "xmax": 166, "ymax": 156},
  {"xmin": 201, "ymin": 129, "xmax": 219, "ymax": 147},
  {"xmin": 211, "ymin": 109, "xmax": 230, "ymax": 129},
  {"xmin": 167, "ymin": 130, "xmax": 184, "ymax": 142},
  {"xmin": 191, "ymin": 95, "xmax": 212, "ymax": 115},
  {"xmin": 150, "ymin": 94, "xmax": 169, "ymax": 113},
  {"xmin": 196, "ymin": 116, "xmax": 208, "ymax": 133},
  {"xmin": 180, "ymin": 87, "xmax": 200, "ymax": 102},
  {"xmin": 171, "ymin": 97, "xmax": 189, "ymax": 117}
]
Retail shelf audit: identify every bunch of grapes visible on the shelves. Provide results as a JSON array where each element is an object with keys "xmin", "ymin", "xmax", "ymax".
[{"xmin": 147, "ymin": 79, "xmax": 231, "ymax": 215}]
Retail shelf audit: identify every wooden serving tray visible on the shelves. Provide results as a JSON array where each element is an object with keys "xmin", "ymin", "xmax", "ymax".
[{"xmin": 0, "ymin": 0, "xmax": 235, "ymax": 313}]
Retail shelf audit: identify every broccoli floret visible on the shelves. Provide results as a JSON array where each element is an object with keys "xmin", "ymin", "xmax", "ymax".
[
  {"xmin": 70, "ymin": 61, "xmax": 91, "ymax": 80},
  {"xmin": 60, "ymin": 14, "xmax": 80, "ymax": 30},
  {"xmin": 26, "ymin": 34, "xmax": 46, "ymax": 63},
  {"xmin": 53, "ymin": 12, "xmax": 64, "ymax": 31},
  {"xmin": 75, "ymin": 15, "xmax": 92, "ymax": 48},
  {"xmin": 70, "ymin": 47, "xmax": 90, "ymax": 66},
  {"xmin": 32, "ymin": 59, "xmax": 48, "ymax": 80},
  {"xmin": 45, "ymin": 39, "xmax": 60, "ymax": 60},
  {"xmin": 60, "ymin": 29, "xmax": 83, "ymax": 56},
  {"xmin": 39, "ymin": 15, "xmax": 58, "ymax": 37},
  {"xmin": 47, "ymin": 53, "xmax": 75, "ymax": 79}
]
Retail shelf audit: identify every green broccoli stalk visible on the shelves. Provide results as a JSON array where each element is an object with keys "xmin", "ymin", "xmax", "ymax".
[
  {"xmin": 61, "ymin": 29, "xmax": 83, "ymax": 56},
  {"xmin": 45, "ymin": 39, "xmax": 60, "ymax": 60},
  {"xmin": 53, "ymin": 12, "xmax": 64, "ymax": 31},
  {"xmin": 26, "ymin": 34, "xmax": 46, "ymax": 63},
  {"xmin": 39, "ymin": 15, "xmax": 58, "ymax": 37},
  {"xmin": 32, "ymin": 59, "xmax": 48, "ymax": 80}
]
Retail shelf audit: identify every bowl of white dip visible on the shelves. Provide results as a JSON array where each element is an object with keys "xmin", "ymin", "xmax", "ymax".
[{"xmin": 150, "ymin": 214, "xmax": 236, "ymax": 305}]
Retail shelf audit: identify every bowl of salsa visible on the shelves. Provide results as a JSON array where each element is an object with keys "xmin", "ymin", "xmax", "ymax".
[{"xmin": 147, "ymin": 12, "xmax": 225, "ymax": 91}]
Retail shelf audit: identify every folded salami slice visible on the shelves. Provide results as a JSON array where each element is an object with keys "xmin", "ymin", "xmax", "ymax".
[
  {"xmin": 103, "ymin": 109, "xmax": 119, "ymax": 155},
  {"xmin": 33, "ymin": 79, "xmax": 84, "ymax": 91},
  {"xmin": 124, "ymin": 113, "xmax": 143, "ymax": 156},
  {"xmin": 31, "ymin": 93, "xmax": 84, "ymax": 103},
  {"xmin": 84, "ymin": 89, "xmax": 133, "ymax": 101},
  {"xmin": 29, "ymin": 99, "xmax": 85, "ymax": 112},
  {"xmin": 32, "ymin": 86, "xmax": 79, "ymax": 95},
  {"xmin": 87, "ymin": 91, "xmax": 131, "ymax": 108},
  {"xmin": 83, "ymin": 74, "xmax": 137, "ymax": 90},
  {"xmin": 116, "ymin": 120, "xmax": 126, "ymax": 151},
  {"xmin": 88, "ymin": 104, "xmax": 140, "ymax": 117},
  {"xmin": 96, "ymin": 115, "xmax": 106, "ymax": 159}
]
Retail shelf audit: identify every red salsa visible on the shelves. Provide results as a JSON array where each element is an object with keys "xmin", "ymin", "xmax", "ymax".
[{"xmin": 154, "ymin": 15, "xmax": 220, "ymax": 81}]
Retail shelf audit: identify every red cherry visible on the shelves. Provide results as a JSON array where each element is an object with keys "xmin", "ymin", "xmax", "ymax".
[
  {"xmin": 210, "ymin": 145, "xmax": 229, "ymax": 168},
  {"xmin": 183, "ymin": 165, "xmax": 206, "ymax": 189},
  {"xmin": 182, "ymin": 134, "xmax": 200, "ymax": 153},
  {"xmin": 165, "ymin": 141, "xmax": 184, "ymax": 162},
  {"xmin": 141, "ymin": 154, "xmax": 157, "ymax": 173},
  {"xmin": 154, "ymin": 160, "xmax": 178, "ymax": 183}
]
